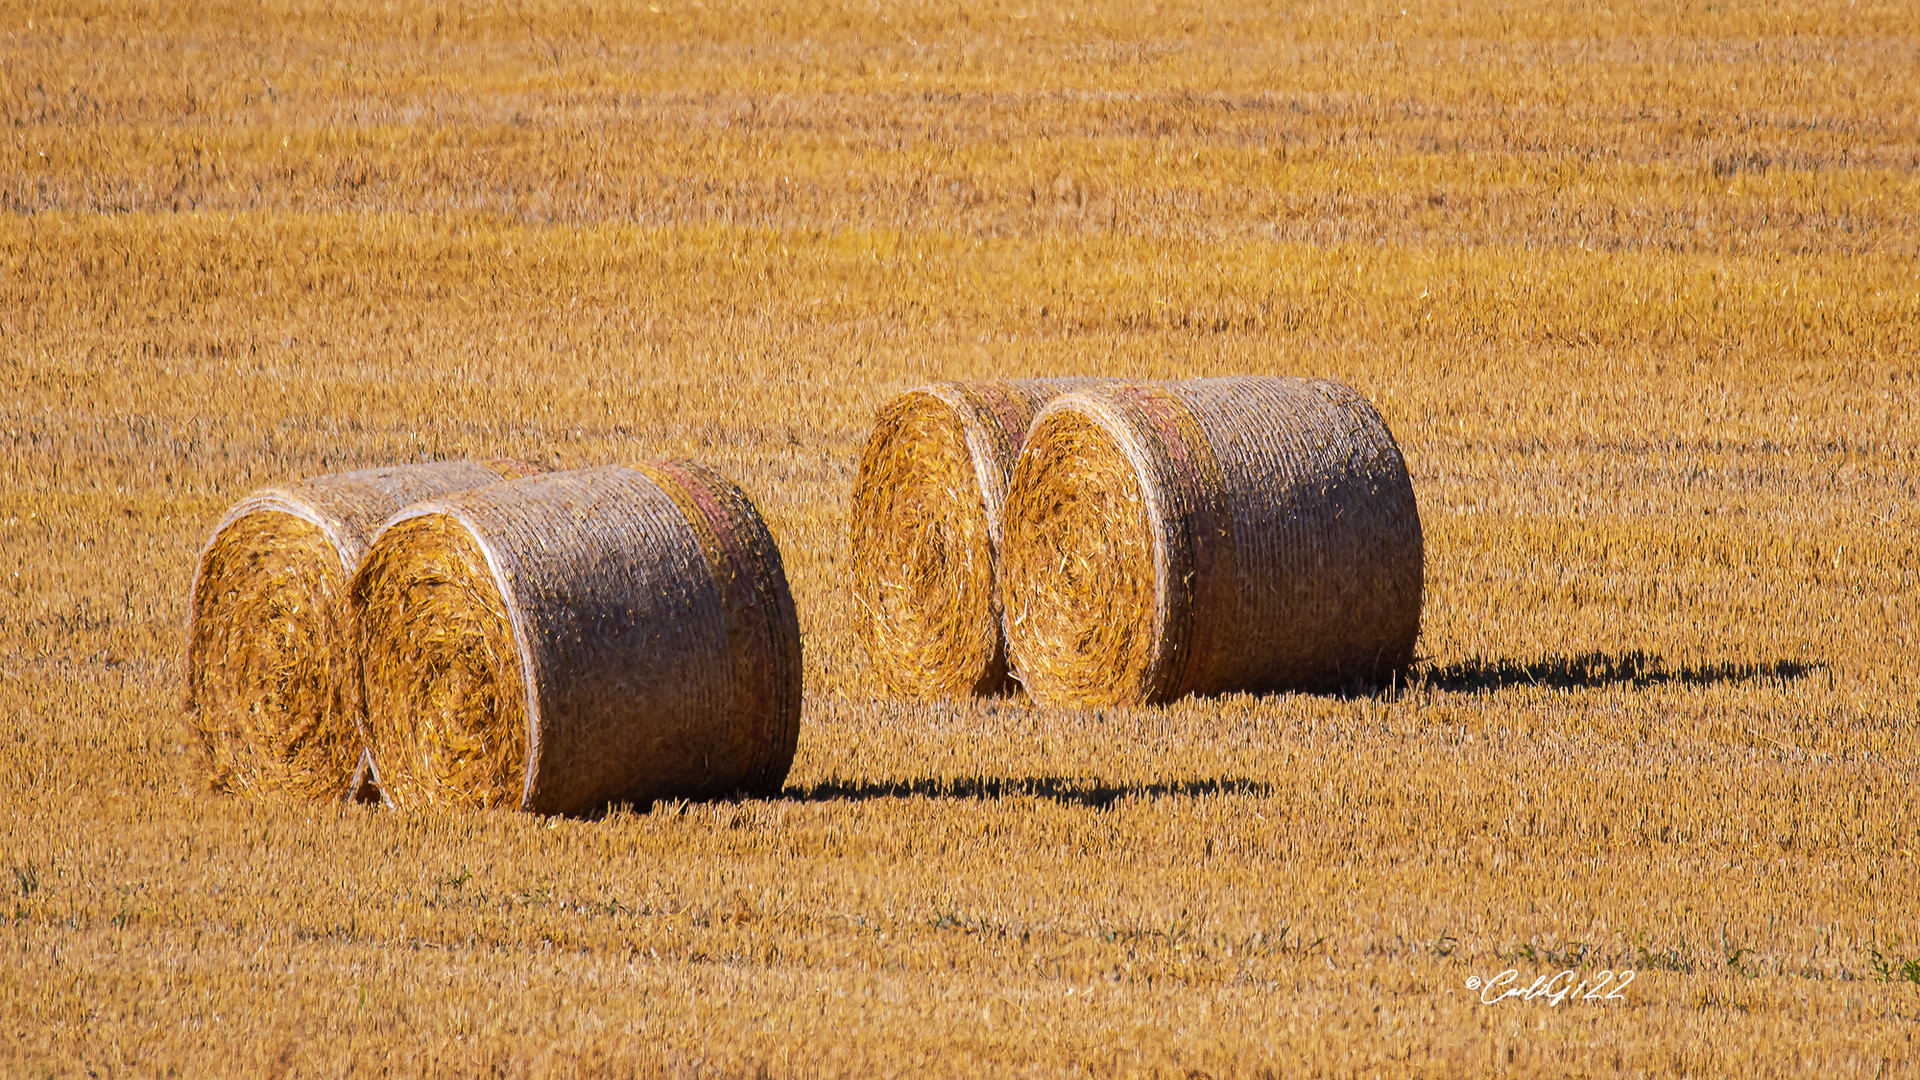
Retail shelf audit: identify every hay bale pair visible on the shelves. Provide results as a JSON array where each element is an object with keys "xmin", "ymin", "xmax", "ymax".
[
  {"xmin": 851, "ymin": 377, "xmax": 1423, "ymax": 707},
  {"xmin": 186, "ymin": 458, "xmax": 545, "ymax": 800},
  {"xmin": 186, "ymin": 461, "xmax": 800, "ymax": 815}
]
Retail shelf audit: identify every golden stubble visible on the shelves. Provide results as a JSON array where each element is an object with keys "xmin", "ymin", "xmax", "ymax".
[{"xmin": 6, "ymin": 0, "xmax": 1920, "ymax": 1073}]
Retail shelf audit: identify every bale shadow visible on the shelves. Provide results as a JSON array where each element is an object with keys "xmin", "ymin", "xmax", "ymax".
[
  {"xmin": 782, "ymin": 775, "xmax": 1272, "ymax": 810},
  {"xmin": 1418, "ymin": 650, "xmax": 1817, "ymax": 694}
]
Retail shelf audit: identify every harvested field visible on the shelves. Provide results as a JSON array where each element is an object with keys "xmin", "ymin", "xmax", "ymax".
[{"xmin": 4, "ymin": 1, "xmax": 1920, "ymax": 1076}]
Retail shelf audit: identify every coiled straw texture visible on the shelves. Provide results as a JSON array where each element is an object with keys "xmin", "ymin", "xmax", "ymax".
[
  {"xmin": 353, "ymin": 462, "xmax": 803, "ymax": 816},
  {"xmin": 1002, "ymin": 377, "xmax": 1423, "ymax": 707},
  {"xmin": 849, "ymin": 379, "xmax": 1105, "ymax": 698},
  {"xmin": 185, "ymin": 459, "xmax": 544, "ymax": 799}
]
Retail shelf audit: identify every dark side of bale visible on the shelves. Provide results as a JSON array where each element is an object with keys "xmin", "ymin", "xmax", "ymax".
[
  {"xmin": 352, "ymin": 462, "xmax": 803, "ymax": 816},
  {"xmin": 1001, "ymin": 377, "xmax": 1423, "ymax": 707},
  {"xmin": 184, "ymin": 459, "xmax": 544, "ymax": 801},
  {"xmin": 848, "ymin": 379, "xmax": 1107, "ymax": 699}
]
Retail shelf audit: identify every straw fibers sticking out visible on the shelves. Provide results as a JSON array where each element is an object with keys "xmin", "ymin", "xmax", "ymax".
[
  {"xmin": 1002, "ymin": 377, "xmax": 1424, "ymax": 707},
  {"xmin": 354, "ymin": 462, "xmax": 803, "ymax": 816},
  {"xmin": 849, "ymin": 380, "xmax": 1106, "ymax": 699},
  {"xmin": 184, "ymin": 459, "xmax": 544, "ymax": 800}
]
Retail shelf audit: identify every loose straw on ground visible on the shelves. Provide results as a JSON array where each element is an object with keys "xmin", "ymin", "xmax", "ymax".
[
  {"xmin": 849, "ymin": 379, "xmax": 1105, "ymax": 698},
  {"xmin": 185, "ymin": 458, "xmax": 545, "ymax": 799},
  {"xmin": 1001, "ymin": 377, "xmax": 1423, "ymax": 706},
  {"xmin": 353, "ymin": 462, "xmax": 802, "ymax": 816}
]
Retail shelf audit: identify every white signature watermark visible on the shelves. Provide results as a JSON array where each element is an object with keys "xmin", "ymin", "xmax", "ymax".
[{"xmin": 1466, "ymin": 969, "xmax": 1634, "ymax": 1006}]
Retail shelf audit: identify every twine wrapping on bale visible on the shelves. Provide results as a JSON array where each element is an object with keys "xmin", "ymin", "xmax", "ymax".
[
  {"xmin": 1001, "ymin": 377, "xmax": 1423, "ymax": 707},
  {"xmin": 185, "ymin": 458, "xmax": 545, "ymax": 800},
  {"xmin": 849, "ymin": 379, "xmax": 1106, "ymax": 698},
  {"xmin": 353, "ymin": 462, "xmax": 802, "ymax": 816}
]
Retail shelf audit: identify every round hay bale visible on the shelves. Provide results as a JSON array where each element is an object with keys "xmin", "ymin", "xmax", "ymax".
[
  {"xmin": 353, "ymin": 461, "xmax": 802, "ymax": 815},
  {"xmin": 1001, "ymin": 377, "xmax": 1423, "ymax": 706},
  {"xmin": 848, "ymin": 379, "xmax": 1106, "ymax": 698},
  {"xmin": 185, "ymin": 458, "xmax": 546, "ymax": 800}
]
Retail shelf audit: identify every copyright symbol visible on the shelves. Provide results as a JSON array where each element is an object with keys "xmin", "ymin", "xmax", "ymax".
[{"xmin": 1465, "ymin": 976, "xmax": 1481, "ymax": 990}]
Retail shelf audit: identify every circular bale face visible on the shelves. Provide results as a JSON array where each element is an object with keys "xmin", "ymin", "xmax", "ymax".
[
  {"xmin": 1002, "ymin": 378, "xmax": 1424, "ymax": 707},
  {"xmin": 1001, "ymin": 406, "xmax": 1166, "ymax": 708},
  {"xmin": 354, "ymin": 513, "xmax": 530, "ymax": 811},
  {"xmin": 848, "ymin": 392, "xmax": 1003, "ymax": 698},
  {"xmin": 353, "ymin": 464, "xmax": 802, "ymax": 817},
  {"xmin": 186, "ymin": 510, "xmax": 357, "ymax": 798}
]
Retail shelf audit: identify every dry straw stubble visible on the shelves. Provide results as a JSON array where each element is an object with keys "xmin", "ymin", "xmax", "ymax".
[
  {"xmin": 849, "ymin": 379, "xmax": 1105, "ymax": 698},
  {"xmin": 1002, "ymin": 377, "xmax": 1424, "ymax": 707},
  {"xmin": 354, "ymin": 461, "xmax": 802, "ymax": 816},
  {"xmin": 183, "ymin": 458, "xmax": 544, "ymax": 799}
]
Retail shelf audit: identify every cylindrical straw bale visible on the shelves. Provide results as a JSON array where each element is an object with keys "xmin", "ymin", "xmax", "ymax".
[
  {"xmin": 185, "ymin": 459, "xmax": 544, "ymax": 799},
  {"xmin": 1002, "ymin": 377, "xmax": 1423, "ymax": 706},
  {"xmin": 849, "ymin": 379, "xmax": 1106, "ymax": 698},
  {"xmin": 353, "ymin": 462, "xmax": 802, "ymax": 816}
]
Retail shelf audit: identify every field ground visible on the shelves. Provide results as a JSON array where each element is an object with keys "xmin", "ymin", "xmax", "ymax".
[{"xmin": 5, "ymin": 1, "xmax": 1920, "ymax": 1075}]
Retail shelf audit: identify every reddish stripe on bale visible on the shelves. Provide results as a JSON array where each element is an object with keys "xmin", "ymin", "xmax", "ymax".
[{"xmin": 640, "ymin": 460, "xmax": 792, "ymax": 793}]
